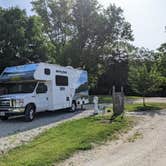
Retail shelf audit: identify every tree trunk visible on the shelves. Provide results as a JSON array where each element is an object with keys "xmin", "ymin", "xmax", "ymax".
[{"xmin": 143, "ymin": 97, "xmax": 146, "ymax": 107}]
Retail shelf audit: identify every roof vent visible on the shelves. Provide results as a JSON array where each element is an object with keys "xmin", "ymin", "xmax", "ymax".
[{"xmin": 66, "ymin": 66, "xmax": 73, "ymax": 69}]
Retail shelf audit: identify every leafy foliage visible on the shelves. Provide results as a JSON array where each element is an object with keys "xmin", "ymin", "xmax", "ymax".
[
  {"xmin": 129, "ymin": 64, "xmax": 163, "ymax": 105},
  {"xmin": 0, "ymin": 7, "xmax": 55, "ymax": 72},
  {"xmin": 32, "ymin": 0, "xmax": 133, "ymax": 88},
  {"xmin": 157, "ymin": 43, "xmax": 166, "ymax": 77},
  {"xmin": 1, "ymin": 1, "xmax": 166, "ymax": 97}
]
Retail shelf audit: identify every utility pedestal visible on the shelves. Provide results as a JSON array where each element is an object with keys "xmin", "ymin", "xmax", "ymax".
[{"xmin": 93, "ymin": 96, "xmax": 99, "ymax": 115}]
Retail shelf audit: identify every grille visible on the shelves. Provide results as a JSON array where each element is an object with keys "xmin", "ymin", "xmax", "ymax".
[{"xmin": 0, "ymin": 99, "xmax": 10, "ymax": 108}]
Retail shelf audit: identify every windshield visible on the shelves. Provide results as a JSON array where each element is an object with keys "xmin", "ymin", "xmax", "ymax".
[{"xmin": 0, "ymin": 82, "xmax": 37, "ymax": 95}]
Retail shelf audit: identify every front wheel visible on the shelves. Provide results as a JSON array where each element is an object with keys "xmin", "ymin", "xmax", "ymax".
[{"xmin": 24, "ymin": 104, "xmax": 35, "ymax": 122}]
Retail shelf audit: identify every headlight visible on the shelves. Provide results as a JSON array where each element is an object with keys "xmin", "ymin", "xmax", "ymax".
[{"xmin": 12, "ymin": 99, "xmax": 24, "ymax": 107}]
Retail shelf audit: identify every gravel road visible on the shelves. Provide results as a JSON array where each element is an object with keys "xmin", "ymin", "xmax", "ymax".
[
  {"xmin": 0, "ymin": 103, "xmax": 112, "ymax": 154},
  {"xmin": 0, "ymin": 110, "xmax": 87, "ymax": 138},
  {"xmin": 0, "ymin": 108, "xmax": 94, "ymax": 154},
  {"xmin": 0, "ymin": 104, "xmax": 108, "ymax": 138},
  {"xmin": 58, "ymin": 110, "xmax": 166, "ymax": 166},
  {"xmin": 128, "ymin": 97, "xmax": 166, "ymax": 104}
]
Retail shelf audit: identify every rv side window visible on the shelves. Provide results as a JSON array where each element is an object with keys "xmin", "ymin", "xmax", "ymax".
[
  {"xmin": 44, "ymin": 68, "xmax": 51, "ymax": 75},
  {"xmin": 56, "ymin": 75, "xmax": 68, "ymax": 86},
  {"xmin": 36, "ymin": 83, "xmax": 48, "ymax": 94}
]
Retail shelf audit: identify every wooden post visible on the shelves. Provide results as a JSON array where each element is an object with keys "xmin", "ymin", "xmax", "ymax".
[{"xmin": 112, "ymin": 86, "xmax": 124, "ymax": 116}]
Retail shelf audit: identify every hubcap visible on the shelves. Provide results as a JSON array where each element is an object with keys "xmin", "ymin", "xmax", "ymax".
[
  {"xmin": 72, "ymin": 104, "xmax": 75, "ymax": 111},
  {"xmin": 29, "ymin": 109, "xmax": 34, "ymax": 120}
]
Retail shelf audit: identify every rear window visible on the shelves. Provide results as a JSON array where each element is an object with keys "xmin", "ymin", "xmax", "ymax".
[{"xmin": 55, "ymin": 75, "xmax": 68, "ymax": 86}]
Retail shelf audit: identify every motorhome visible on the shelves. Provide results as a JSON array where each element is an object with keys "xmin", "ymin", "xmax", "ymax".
[{"xmin": 0, "ymin": 63, "xmax": 89, "ymax": 121}]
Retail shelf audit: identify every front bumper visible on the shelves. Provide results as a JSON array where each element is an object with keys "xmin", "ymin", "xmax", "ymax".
[{"xmin": 0, "ymin": 107, "xmax": 25, "ymax": 116}]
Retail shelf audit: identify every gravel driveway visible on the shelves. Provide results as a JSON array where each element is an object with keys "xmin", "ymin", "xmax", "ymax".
[
  {"xmin": 58, "ymin": 110, "xmax": 166, "ymax": 166},
  {"xmin": 0, "ymin": 110, "xmax": 87, "ymax": 138},
  {"xmin": 0, "ymin": 103, "xmax": 113, "ymax": 154},
  {"xmin": 0, "ymin": 103, "xmax": 110, "ymax": 138},
  {"xmin": 128, "ymin": 97, "xmax": 166, "ymax": 104},
  {"xmin": 0, "ymin": 108, "xmax": 93, "ymax": 154}
]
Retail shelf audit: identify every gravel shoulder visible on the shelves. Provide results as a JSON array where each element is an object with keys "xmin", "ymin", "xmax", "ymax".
[{"xmin": 58, "ymin": 110, "xmax": 166, "ymax": 166}]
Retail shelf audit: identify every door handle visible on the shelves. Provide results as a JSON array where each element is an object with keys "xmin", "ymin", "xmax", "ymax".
[{"xmin": 46, "ymin": 97, "xmax": 48, "ymax": 100}]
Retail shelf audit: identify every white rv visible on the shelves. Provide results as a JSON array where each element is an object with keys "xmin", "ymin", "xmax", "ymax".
[{"xmin": 0, "ymin": 63, "xmax": 89, "ymax": 121}]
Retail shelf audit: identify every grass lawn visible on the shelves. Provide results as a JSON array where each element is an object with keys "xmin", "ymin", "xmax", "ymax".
[
  {"xmin": 126, "ymin": 96, "xmax": 142, "ymax": 100},
  {"xmin": 0, "ymin": 115, "xmax": 133, "ymax": 166},
  {"xmin": 89, "ymin": 95, "xmax": 141, "ymax": 104},
  {"xmin": 125, "ymin": 103, "xmax": 166, "ymax": 112},
  {"xmin": 106, "ymin": 103, "xmax": 166, "ymax": 112},
  {"xmin": 89, "ymin": 95, "xmax": 112, "ymax": 103}
]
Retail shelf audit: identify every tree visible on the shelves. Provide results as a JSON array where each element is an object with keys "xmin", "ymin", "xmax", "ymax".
[
  {"xmin": 32, "ymin": 0, "xmax": 133, "ymax": 88},
  {"xmin": 0, "ymin": 7, "xmax": 54, "ymax": 72},
  {"xmin": 96, "ymin": 42, "xmax": 135, "ymax": 94},
  {"xmin": 32, "ymin": 0, "xmax": 74, "ymax": 63},
  {"xmin": 157, "ymin": 43, "xmax": 166, "ymax": 77},
  {"xmin": 129, "ymin": 64, "xmax": 163, "ymax": 106}
]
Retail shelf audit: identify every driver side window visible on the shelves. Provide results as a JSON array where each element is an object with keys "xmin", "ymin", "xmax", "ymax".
[{"xmin": 36, "ymin": 83, "xmax": 48, "ymax": 94}]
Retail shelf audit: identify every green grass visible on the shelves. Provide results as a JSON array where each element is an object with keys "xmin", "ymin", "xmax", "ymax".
[
  {"xmin": 89, "ymin": 95, "xmax": 141, "ymax": 104},
  {"xmin": 126, "ymin": 96, "xmax": 141, "ymax": 100},
  {"xmin": 125, "ymin": 103, "xmax": 166, "ymax": 112},
  {"xmin": 0, "ymin": 115, "xmax": 133, "ymax": 166},
  {"xmin": 98, "ymin": 95, "xmax": 112, "ymax": 103},
  {"xmin": 106, "ymin": 103, "xmax": 166, "ymax": 112},
  {"xmin": 89, "ymin": 95, "xmax": 112, "ymax": 104}
]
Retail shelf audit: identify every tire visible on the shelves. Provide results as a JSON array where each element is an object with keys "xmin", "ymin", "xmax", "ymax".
[
  {"xmin": 0, "ymin": 116, "xmax": 8, "ymax": 121},
  {"xmin": 71, "ymin": 101, "xmax": 77, "ymax": 112},
  {"xmin": 24, "ymin": 104, "xmax": 35, "ymax": 122}
]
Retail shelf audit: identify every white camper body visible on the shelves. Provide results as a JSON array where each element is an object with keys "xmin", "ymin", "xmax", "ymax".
[{"xmin": 0, "ymin": 63, "xmax": 89, "ymax": 121}]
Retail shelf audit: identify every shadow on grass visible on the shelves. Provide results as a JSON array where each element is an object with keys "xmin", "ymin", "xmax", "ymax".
[
  {"xmin": 133, "ymin": 105, "xmax": 161, "ymax": 112},
  {"xmin": 128, "ymin": 105, "xmax": 166, "ymax": 117}
]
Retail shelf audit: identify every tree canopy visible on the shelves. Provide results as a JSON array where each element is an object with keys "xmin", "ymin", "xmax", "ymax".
[
  {"xmin": 1, "ymin": 1, "xmax": 166, "ymax": 96},
  {"xmin": 129, "ymin": 63, "xmax": 163, "ymax": 105},
  {"xmin": 32, "ymin": 0, "xmax": 134, "ymax": 88},
  {"xmin": 0, "ymin": 7, "xmax": 54, "ymax": 72}
]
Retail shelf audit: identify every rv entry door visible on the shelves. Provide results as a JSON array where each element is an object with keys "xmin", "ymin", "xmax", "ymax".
[{"xmin": 55, "ymin": 75, "xmax": 70, "ymax": 109}]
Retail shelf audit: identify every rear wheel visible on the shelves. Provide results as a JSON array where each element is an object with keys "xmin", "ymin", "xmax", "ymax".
[
  {"xmin": 0, "ymin": 116, "xmax": 8, "ymax": 121},
  {"xmin": 71, "ymin": 101, "xmax": 77, "ymax": 112},
  {"xmin": 25, "ymin": 104, "xmax": 35, "ymax": 122}
]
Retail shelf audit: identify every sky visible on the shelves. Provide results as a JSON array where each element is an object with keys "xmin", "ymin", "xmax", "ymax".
[{"xmin": 0, "ymin": 0, "xmax": 165, "ymax": 50}]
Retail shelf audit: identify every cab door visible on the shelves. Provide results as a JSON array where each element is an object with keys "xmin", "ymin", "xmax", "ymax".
[{"xmin": 35, "ymin": 82, "xmax": 49, "ymax": 112}]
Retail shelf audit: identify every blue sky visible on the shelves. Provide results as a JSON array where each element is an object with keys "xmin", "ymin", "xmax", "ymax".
[
  {"xmin": 0, "ymin": 0, "xmax": 34, "ymax": 15},
  {"xmin": 0, "ymin": 0, "xmax": 166, "ymax": 50}
]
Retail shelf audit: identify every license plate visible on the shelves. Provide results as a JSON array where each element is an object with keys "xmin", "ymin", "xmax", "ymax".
[{"xmin": 0, "ymin": 112, "xmax": 5, "ymax": 116}]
